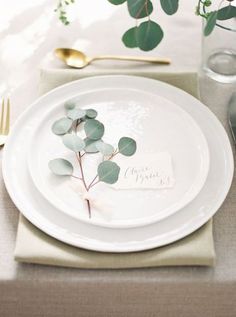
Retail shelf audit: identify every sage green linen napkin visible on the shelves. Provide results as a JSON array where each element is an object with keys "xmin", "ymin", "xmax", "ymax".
[{"xmin": 14, "ymin": 70, "xmax": 215, "ymax": 268}]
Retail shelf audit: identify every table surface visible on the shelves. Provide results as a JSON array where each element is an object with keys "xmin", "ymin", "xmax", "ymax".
[{"xmin": 1, "ymin": 1, "xmax": 236, "ymax": 316}]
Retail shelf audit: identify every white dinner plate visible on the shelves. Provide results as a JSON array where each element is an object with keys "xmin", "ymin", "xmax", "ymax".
[
  {"xmin": 27, "ymin": 87, "xmax": 209, "ymax": 228},
  {"xmin": 2, "ymin": 76, "xmax": 234, "ymax": 252}
]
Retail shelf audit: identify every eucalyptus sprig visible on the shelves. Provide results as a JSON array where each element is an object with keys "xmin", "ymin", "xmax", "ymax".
[
  {"xmin": 55, "ymin": 0, "xmax": 75, "ymax": 25},
  {"xmin": 49, "ymin": 101, "xmax": 137, "ymax": 218},
  {"xmin": 55, "ymin": 0, "xmax": 179, "ymax": 51},
  {"xmin": 196, "ymin": 0, "xmax": 236, "ymax": 36},
  {"xmin": 55, "ymin": 0, "xmax": 236, "ymax": 51}
]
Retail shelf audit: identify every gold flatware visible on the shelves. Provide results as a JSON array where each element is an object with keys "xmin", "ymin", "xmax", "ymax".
[
  {"xmin": 55, "ymin": 48, "xmax": 171, "ymax": 69},
  {"xmin": 0, "ymin": 97, "xmax": 10, "ymax": 147}
]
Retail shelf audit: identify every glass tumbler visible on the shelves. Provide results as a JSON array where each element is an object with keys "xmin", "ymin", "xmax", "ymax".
[{"xmin": 202, "ymin": 17, "xmax": 236, "ymax": 84}]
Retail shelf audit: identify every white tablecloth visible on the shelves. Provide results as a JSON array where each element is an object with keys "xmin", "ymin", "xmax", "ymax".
[{"xmin": 0, "ymin": 1, "xmax": 236, "ymax": 316}]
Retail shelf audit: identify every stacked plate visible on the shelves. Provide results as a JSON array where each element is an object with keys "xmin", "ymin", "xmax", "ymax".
[{"xmin": 2, "ymin": 76, "xmax": 234, "ymax": 252}]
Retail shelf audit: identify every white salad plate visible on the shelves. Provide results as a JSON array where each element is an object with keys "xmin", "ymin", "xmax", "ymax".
[
  {"xmin": 26, "ymin": 84, "xmax": 209, "ymax": 228},
  {"xmin": 2, "ymin": 75, "xmax": 234, "ymax": 252}
]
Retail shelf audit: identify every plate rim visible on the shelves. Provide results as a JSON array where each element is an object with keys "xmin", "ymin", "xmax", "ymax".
[{"xmin": 2, "ymin": 75, "xmax": 234, "ymax": 252}]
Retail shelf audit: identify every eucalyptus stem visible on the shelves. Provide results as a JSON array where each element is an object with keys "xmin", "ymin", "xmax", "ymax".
[
  {"xmin": 89, "ymin": 180, "xmax": 100, "ymax": 189},
  {"xmin": 88, "ymin": 175, "xmax": 98, "ymax": 190},
  {"xmin": 108, "ymin": 150, "xmax": 119, "ymax": 160},
  {"xmin": 76, "ymin": 152, "xmax": 88, "ymax": 191},
  {"xmin": 86, "ymin": 199, "xmax": 91, "ymax": 218},
  {"xmin": 76, "ymin": 152, "xmax": 93, "ymax": 217}
]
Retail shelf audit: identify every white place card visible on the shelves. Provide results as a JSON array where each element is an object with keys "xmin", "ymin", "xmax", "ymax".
[{"xmin": 113, "ymin": 152, "xmax": 175, "ymax": 190}]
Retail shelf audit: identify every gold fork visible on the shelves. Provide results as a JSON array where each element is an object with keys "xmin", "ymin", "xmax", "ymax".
[{"xmin": 0, "ymin": 98, "xmax": 10, "ymax": 147}]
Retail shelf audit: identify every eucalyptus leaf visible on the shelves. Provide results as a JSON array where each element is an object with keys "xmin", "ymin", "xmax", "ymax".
[
  {"xmin": 67, "ymin": 108, "xmax": 86, "ymax": 120},
  {"xmin": 84, "ymin": 138, "xmax": 102, "ymax": 153},
  {"xmin": 160, "ymin": 0, "xmax": 179, "ymax": 15},
  {"xmin": 107, "ymin": 0, "xmax": 126, "ymax": 4},
  {"xmin": 49, "ymin": 158, "xmax": 73, "ymax": 176},
  {"xmin": 96, "ymin": 142, "xmax": 114, "ymax": 156},
  {"xmin": 64, "ymin": 101, "xmax": 76, "ymax": 110},
  {"xmin": 137, "ymin": 21, "xmax": 164, "ymax": 51},
  {"xmin": 122, "ymin": 27, "xmax": 138, "ymax": 48},
  {"xmin": 97, "ymin": 161, "xmax": 120, "ymax": 184},
  {"xmin": 127, "ymin": 0, "xmax": 153, "ymax": 19},
  {"xmin": 52, "ymin": 117, "xmax": 73, "ymax": 135},
  {"xmin": 84, "ymin": 119, "xmax": 105, "ymax": 140},
  {"xmin": 62, "ymin": 134, "xmax": 85, "ymax": 152},
  {"xmin": 217, "ymin": 5, "xmax": 236, "ymax": 21},
  {"xmin": 118, "ymin": 137, "xmax": 136, "ymax": 156},
  {"xmin": 86, "ymin": 109, "xmax": 98, "ymax": 119},
  {"xmin": 204, "ymin": 11, "xmax": 217, "ymax": 36}
]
